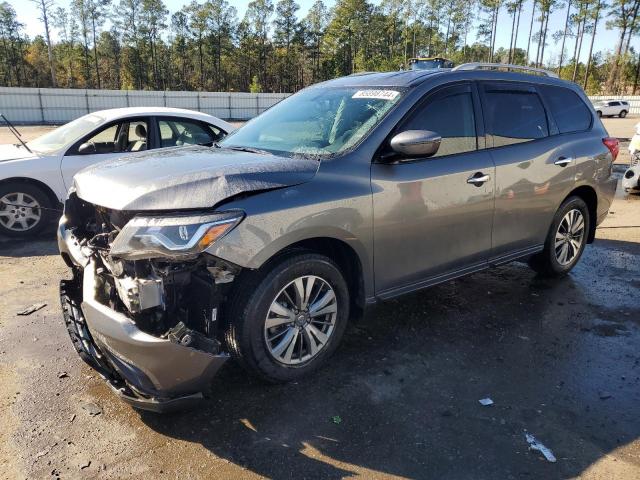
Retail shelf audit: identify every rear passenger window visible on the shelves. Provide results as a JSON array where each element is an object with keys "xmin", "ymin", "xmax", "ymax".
[
  {"xmin": 539, "ymin": 85, "xmax": 592, "ymax": 133},
  {"xmin": 402, "ymin": 86, "xmax": 477, "ymax": 157},
  {"xmin": 483, "ymin": 87, "xmax": 549, "ymax": 147}
]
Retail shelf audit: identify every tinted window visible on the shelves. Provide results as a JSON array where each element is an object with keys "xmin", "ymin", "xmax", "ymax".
[
  {"xmin": 539, "ymin": 85, "xmax": 592, "ymax": 134},
  {"xmin": 158, "ymin": 118, "xmax": 222, "ymax": 147},
  {"xmin": 610, "ymin": 102, "xmax": 620, "ymax": 106},
  {"xmin": 402, "ymin": 87, "xmax": 477, "ymax": 157},
  {"xmin": 483, "ymin": 87, "xmax": 548, "ymax": 147}
]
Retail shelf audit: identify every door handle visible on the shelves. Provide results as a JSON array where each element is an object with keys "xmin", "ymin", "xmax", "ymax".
[
  {"xmin": 554, "ymin": 157, "xmax": 573, "ymax": 166},
  {"xmin": 467, "ymin": 172, "xmax": 491, "ymax": 185}
]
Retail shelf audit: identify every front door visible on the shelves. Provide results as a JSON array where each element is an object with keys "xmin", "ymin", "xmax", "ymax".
[
  {"xmin": 371, "ymin": 83, "xmax": 495, "ymax": 297},
  {"xmin": 61, "ymin": 118, "xmax": 151, "ymax": 191}
]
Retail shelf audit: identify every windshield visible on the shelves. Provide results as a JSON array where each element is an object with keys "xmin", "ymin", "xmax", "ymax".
[
  {"xmin": 219, "ymin": 87, "xmax": 404, "ymax": 158},
  {"xmin": 28, "ymin": 114, "xmax": 105, "ymax": 153}
]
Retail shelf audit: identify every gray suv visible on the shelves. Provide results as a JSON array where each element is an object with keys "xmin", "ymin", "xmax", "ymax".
[{"xmin": 58, "ymin": 64, "xmax": 618, "ymax": 411}]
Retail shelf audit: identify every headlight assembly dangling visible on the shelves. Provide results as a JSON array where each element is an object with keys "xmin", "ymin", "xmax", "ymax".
[{"xmin": 109, "ymin": 211, "xmax": 244, "ymax": 260}]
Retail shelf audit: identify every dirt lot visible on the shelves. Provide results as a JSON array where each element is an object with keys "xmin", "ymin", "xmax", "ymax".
[{"xmin": 0, "ymin": 122, "xmax": 640, "ymax": 479}]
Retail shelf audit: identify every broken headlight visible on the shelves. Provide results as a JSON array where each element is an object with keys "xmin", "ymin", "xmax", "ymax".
[{"xmin": 110, "ymin": 211, "xmax": 243, "ymax": 260}]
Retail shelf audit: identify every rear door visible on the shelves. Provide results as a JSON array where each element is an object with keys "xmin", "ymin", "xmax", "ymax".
[
  {"xmin": 371, "ymin": 82, "xmax": 495, "ymax": 296},
  {"xmin": 480, "ymin": 82, "xmax": 576, "ymax": 261}
]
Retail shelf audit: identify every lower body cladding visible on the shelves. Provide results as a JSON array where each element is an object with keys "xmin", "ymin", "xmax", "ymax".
[{"xmin": 59, "ymin": 240, "xmax": 233, "ymax": 413}]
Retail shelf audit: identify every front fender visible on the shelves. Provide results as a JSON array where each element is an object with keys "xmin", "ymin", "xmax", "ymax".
[{"xmin": 206, "ymin": 174, "xmax": 375, "ymax": 299}]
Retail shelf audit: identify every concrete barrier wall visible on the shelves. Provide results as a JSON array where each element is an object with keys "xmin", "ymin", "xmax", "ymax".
[
  {"xmin": 0, "ymin": 88, "xmax": 291, "ymax": 124},
  {"xmin": 0, "ymin": 87, "xmax": 638, "ymax": 125}
]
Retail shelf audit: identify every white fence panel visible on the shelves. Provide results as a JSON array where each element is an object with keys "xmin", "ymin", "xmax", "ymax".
[
  {"xmin": 590, "ymin": 95, "xmax": 640, "ymax": 115},
  {"xmin": 40, "ymin": 89, "xmax": 88, "ymax": 124},
  {"xmin": 0, "ymin": 87, "xmax": 293, "ymax": 124},
  {"xmin": 88, "ymin": 90, "xmax": 128, "ymax": 110},
  {"xmin": 165, "ymin": 92, "xmax": 200, "ymax": 110},
  {"xmin": 200, "ymin": 93, "xmax": 233, "ymax": 119}
]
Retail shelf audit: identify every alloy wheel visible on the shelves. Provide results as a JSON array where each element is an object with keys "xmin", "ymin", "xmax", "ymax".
[
  {"xmin": 0, "ymin": 192, "xmax": 41, "ymax": 232},
  {"xmin": 264, "ymin": 275, "xmax": 338, "ymax": 365},
  {"xmin": 554, "ymin": 209, "xmax": 585, "ymax": 266}
]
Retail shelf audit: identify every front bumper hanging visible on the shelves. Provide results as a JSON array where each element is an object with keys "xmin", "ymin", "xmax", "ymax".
[{"xmin": 60, "ymin": 261, "xmax": 229, "ymax": 413}]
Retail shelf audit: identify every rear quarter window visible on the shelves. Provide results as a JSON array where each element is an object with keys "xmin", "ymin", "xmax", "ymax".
[{"xmin": 539, "ymin": 85, "xmax": 592, "ymax": 134}]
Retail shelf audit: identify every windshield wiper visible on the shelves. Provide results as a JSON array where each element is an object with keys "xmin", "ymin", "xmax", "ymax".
[
  {"xmin": 226, "ymin": 145, "xmax": 271, "ymax": 155},
  {"xmin": 1, "ymin": 113, "xmax": 32, "ymax": 153},
  {"xmin": 2, "ymin": 114, "xmax": 32, "ymax": 153}
]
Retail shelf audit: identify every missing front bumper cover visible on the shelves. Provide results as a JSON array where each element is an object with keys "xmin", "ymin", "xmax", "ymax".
[{"xmin": 59, "ymin": 262, "xmax": 229, "ymax": 412}]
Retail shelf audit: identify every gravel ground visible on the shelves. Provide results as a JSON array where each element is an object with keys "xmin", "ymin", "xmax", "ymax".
[{"xmin": 0, "ymin": 120, "xmax": 639, "ymax": 479}]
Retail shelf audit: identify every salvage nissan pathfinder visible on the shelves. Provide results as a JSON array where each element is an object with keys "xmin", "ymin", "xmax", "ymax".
[{"xmin": 58, "ymin": 64, "xmax": 618, "ymax": 411}]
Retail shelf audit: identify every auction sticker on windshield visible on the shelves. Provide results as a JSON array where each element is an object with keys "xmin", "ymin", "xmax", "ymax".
[{"xmin": 352, "ymin": 90, "xmax": 400, "ymax": 100}]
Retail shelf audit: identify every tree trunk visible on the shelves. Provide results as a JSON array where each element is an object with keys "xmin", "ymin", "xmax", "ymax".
[
  {"xmin": 583, "ymin": 0, "xmax": 601, "ymax": 90},
  {"xmin": 572, "ymin": 15, "xmax": 585, "ymax": 82},
  {"xmin": 540, "ymin": 8, "xmax": 550, "ymax": 67},
  {"xmin": 91, "ymin": 14, "xmax": 100, "ymax": 88},
  {"xmin": 558, "ymin": 0, "xmax": 572, "ymax": 75},
  {"xmin": 513, "ymin": 0, "xmax": 523, "ymax": 62},
  {"xmin": 526, "ymin": 0, "xmax": 537, "ymax": 64},
  {"xmin": 633, "ymin": 52, "xmax": 640, "ymax": 94},
  {"xmin": 508, "ymin": 3, "xmax": 517, "ymax": 64},
  {"xmin": 535, "ymin": 9, "xmax": 544, "ymax": 67},
  {"xmin": 37, "ymin": 0, "xmax": 57, "ymax": 87}
]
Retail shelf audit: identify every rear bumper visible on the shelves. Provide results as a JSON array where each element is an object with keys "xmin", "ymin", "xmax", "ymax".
[{"xmin": 60, "ymin": 260, "xmax": 228, "ymax": 413}]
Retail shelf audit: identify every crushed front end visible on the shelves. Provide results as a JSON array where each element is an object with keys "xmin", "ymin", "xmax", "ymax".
[{"xmin": 58, "ymin": 192, "xmax": 242, "ymax": 412}]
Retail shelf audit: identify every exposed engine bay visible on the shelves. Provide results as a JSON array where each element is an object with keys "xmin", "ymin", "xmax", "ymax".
[{"xmin": 60, "ymin": 191, "xmax": 240, "ymax": 366}]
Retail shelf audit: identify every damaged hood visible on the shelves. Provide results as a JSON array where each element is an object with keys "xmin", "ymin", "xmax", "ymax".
[
  {"xmin": 0, "ymin": 144, "xmax": 39, "ymax": 163},
  {"xmin": 73, "ymin": 146, "xmax": 319, "ymax": 211}
]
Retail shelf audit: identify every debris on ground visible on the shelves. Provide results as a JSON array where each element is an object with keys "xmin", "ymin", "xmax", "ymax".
[
  {"xmin": 331, "ymin": 415, "xmax": 342, "ymax": 424},
  {"xmin": 17, "ymin": 303, "xmax": 46, "ymax": 316},
  {"xmin": 57, "ymin": 372, "xmax": 68, "ymax": 379},
  {"xmin": 478, "ymin": 398, "xmax": 494, "ymax": 406},
  {"xmin": 525, "ymin": 432, "xmax": 557, "ymax": 462},
  {"xmin": 599, "ymin": 391, "xmax": 613, "ymax": 400},
  {"xmin": 81, "ymin": 402, "xmax": 102, "ymax": 416},
  {"xmin": 79, "ymin": 460, "xmax": 91, "ymax": 470}
]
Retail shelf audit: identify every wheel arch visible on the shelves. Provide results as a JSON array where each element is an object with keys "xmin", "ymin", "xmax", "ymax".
[
  {"xmin": 0, "ymin": 176, "xmax": 62, "ymax": 208},
  {"xmin": 260, "ymin": 237, "xmax": 367, "ymax": 321},
  {"xmin": 563, "ymin": 185, "xmax": 597, "ymax": 243}
]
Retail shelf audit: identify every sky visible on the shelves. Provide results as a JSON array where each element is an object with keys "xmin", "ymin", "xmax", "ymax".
[{"xmin": 9, "ymin": 0, "xmax": 636, "ymax": 65}]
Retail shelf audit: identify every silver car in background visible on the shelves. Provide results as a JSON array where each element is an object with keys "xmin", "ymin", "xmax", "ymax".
[{"xmin": 58, "ymin": 64, "xmax": 618, "ymax": 411}]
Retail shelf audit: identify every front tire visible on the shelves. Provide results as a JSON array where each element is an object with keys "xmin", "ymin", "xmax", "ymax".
[
  {"xmin": 529, "ymin": 196, "xmax": 590, "ymax": 278},
  {"xmin": 596, "ymin": 111, "xmax": 602, "ymax": 118},
  {"xmin": 0, "ymin": 183, "xmax": 53, "ymax": 237},
  {"xmin": 224, "ymin": 252, "xmax": 350, "ymax": 383},
  {"xmin": 620, "ymin": 110, "xmax": 628, "ymax": 118}
]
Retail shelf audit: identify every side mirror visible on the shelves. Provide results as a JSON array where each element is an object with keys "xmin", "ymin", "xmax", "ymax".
[
  {"xmin": 77, "ymin": 142, "xmax": 96, "ymax": 155},
  {"xmin": 389, "ymin": 130, "xmax": 441, "ymax": 158}
]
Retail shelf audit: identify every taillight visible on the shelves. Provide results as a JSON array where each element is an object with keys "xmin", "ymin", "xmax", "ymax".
[{"xmin": 603, "ymin": 137, "xmax": 619, "ymax": 161}]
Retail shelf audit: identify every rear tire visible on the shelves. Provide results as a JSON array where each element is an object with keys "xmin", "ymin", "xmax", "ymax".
[
  {"xmin": 0, "ymin": 183, "xmax": 53, "ymax": 238},
  {"xmin": 528, "ymin": 196, "xmax": 590, "ymax": 278},
  {"xmin": 224, "ymin": 252, "xmax": 350, "ymax": 383}
]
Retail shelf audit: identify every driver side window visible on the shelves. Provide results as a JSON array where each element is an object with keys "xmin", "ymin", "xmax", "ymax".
[
  {"xmin": 76, "ymin": 119, "xmax": 148, "ymax": 155},
  {"xmin": 402, "ymin": 87, "xmax": 478, "ymax": 157}
]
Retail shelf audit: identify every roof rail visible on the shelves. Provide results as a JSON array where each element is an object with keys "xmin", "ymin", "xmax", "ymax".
[{"xmin": 451, "ymin": 62, "xmax": 559, "ymax": 78}]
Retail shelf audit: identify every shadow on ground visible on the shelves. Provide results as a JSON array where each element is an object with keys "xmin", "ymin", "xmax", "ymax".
[{"xmin": 134, "ymin": 238, "xmax": 640, "ymax": 479}]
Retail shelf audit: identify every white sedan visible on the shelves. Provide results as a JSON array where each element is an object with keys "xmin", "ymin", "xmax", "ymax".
[{"xmin": 0, "ymin": 107, "xmax": 234, "ymax": 237}]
